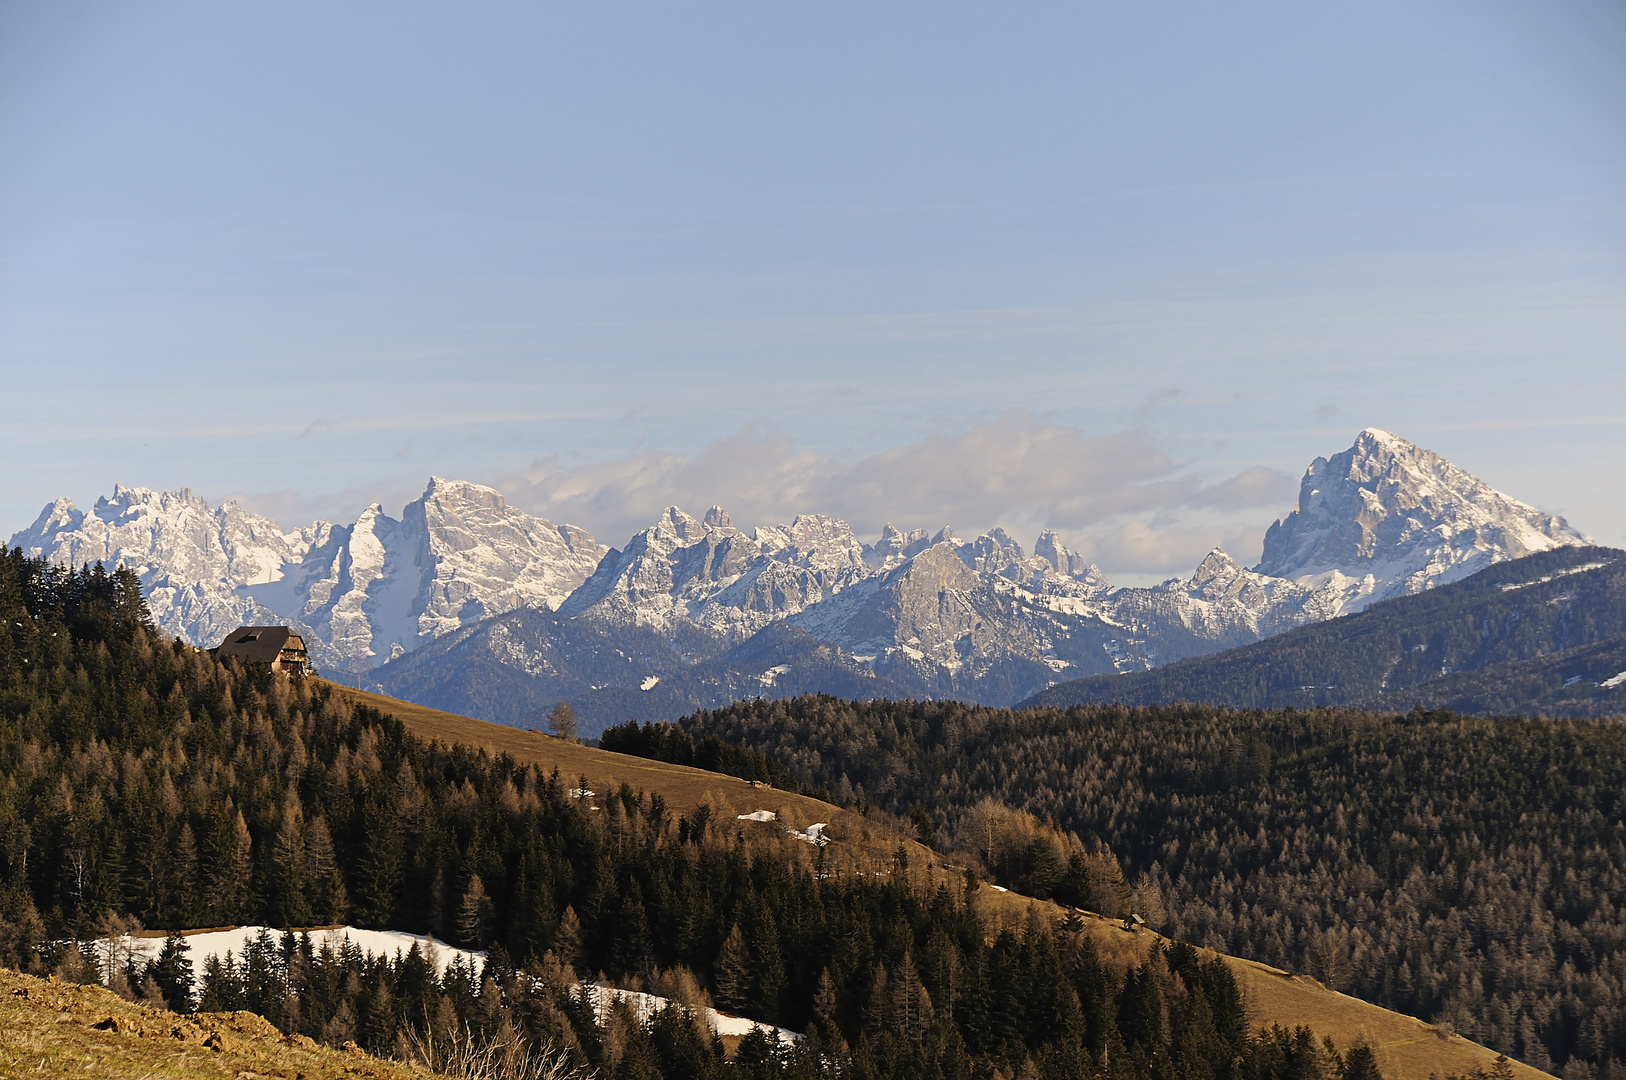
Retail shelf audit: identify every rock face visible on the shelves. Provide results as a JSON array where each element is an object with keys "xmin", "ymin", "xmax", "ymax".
[
  {"xmin": 8, "ymin": 487, "xmax": 324, "ymax": 656},
  {"xmin": 259, "ymin": 478, "xmax": 605, "ymax": 670},
  {"xmin": 1257, "ymin": 428, "xmax": 1588, "ymax": 611},
  {"xmin": 558, "ymin": 507, "xmax": 872, "ymax": 642},
  {"xmin": 8, "ymin": 478, "xmax": 605, "ymax": 674},
  {"xmin": 10, "ymin": 430, "xmax": 1590, "ymax": 714}
]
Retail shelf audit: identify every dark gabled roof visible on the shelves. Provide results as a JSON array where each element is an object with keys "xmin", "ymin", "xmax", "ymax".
[{"xmin": 216, "ymin": 625, "xmax": 305, "ymax": 665}]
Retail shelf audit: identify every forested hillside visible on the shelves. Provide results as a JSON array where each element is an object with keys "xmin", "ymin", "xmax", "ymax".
[
  {"xmin": 1022, "ymin": 546, "xmax": 1626, "ymax": 717},
  {"xmin": 0, "ymin": 550, "xmax": 1385, "ymax": 1080},
  {"xmin": 1378, "ymin": 634, "xmax": 1626, "ymax": 717},
  {"xmin": 675, "ymin": 695, "xmax": 1626, "ymax": 1076}
]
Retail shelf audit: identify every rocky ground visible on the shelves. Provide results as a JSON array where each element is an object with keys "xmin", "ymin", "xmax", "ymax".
[{"xmin": 0, "ymin": 966, "xmax": 428, "ymax": 1080}]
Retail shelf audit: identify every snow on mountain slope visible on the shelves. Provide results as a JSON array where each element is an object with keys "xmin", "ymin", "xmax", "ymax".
[
  {"xmin": 10, "ymin": 429, "xmax": 1589, "ymax": 709},
  {"xmin": 9, "ymin": 478, "xmax": 605, "ymax": 673},
  {"xmin": 1107, "ymin": 549, "xmax": 1340, "ymax": 644},
  {"xmin": 268, "ymin": 478, "xmax": 605, "ymax": 670},
  {"xmin": 411, "ymin": 478, "xmax": 605, "ymax": 629},
  {"xmin": 558, "ymin": 505, "xmax": 872, "ymax": 641},
  {"xmin": 789, "ymin": 538, "xmax": 1332, "ymax": 695},
  {"xmin": 9, "ymin": 487, "xmax": 322, "ymax": 652},
  {"xmin": 248, "ymin": 479, "xmax": 607, "ymax": 671},
  {"xmin": 1257, "ymin": 428, "xmax": 1589, "ymax": 612}
]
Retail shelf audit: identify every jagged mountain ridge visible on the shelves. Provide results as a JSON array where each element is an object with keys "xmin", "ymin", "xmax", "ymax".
[
  {"xmin": 9, "ymin": 477, "xmax": 605, "ymax": 674},
  {"xmin": 555, "ymin": 505, "xmax": 876, "ymax": 641},
  {"xmin": 1020, "ymin": 545, "xmax": 1626, "ymax": 717},
  {"xmin": 8, "ymin": 429, "xmax": 1590, "ymax": 720}
]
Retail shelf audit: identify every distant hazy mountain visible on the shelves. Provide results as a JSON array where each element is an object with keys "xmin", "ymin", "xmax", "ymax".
[
  {"xmin": 10, "ymin": 429, "xmax": 1591, "ymax": 727},
  {"xmin": 1021, "ymin": 545, "xmax": 1626, "ymax": 717}
]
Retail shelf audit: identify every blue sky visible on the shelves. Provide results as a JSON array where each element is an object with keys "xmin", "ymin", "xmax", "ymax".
[{"xmin": 2, "ymin": 1, "xmax": 1622, "ymax": 582}]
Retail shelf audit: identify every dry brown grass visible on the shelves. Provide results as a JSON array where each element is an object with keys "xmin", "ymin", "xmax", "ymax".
[
  {"xmin": 0, "ymin": 966, "xmax": 428, "ymax": 1079},
  {"xmin": 325, "ymin": 682, "xmax": 1555, "ymax": 1080},
  {"xmin": 326, "ymin": 683, "xmax": 938, "ymax": 867},
  {"xmin": 976, "ymin": 894, "xmax": 1555, "ymax": 1080}
]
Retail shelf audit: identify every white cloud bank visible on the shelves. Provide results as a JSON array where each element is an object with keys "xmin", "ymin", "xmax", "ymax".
[{"xmin": 496, "ymin": 412, "xmax": 1296, "ymax": 577}]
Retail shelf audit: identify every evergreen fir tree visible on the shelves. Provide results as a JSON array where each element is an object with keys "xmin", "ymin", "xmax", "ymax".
[
  {"xmin": 713, "ymin": 924, "xmax": 752, "ymax": 1015},
  {"xmin": 745, "ymin": 898, "xmax": 787, "ymax": 1025},
  {"xmin": 172, "ymin": 823, "xmax": 200, "ymax": 928},
  {"xmin": 457, "ymin": 876, "xmax": 496, "ymax": 949},
  {"xmin": 811, "ymin": 967, "xmax": 845, "ymax": 1048},
  {"xmin": 304, "ymin": 815, "xmax": 347, "ymax": 924},
  {"xmin": 609, "ymin": 883, "xmax": 654, "ymax": 976},
  {"xmin": 1341, "ymin": 1044, "xmax": 1383, "ymax": 1080},
  {"xmin": 148, "ymin": 932, "xmax": 194, "ymax": 1012},
  {"xmin": 554, "ymin": 905, "xmax": 585, "ymax": 972},
  {"xmin": 890, "ymin": 953, "xmax": 934, "ymax": 1039},
  {"xmin": 272, "ymin": 796, "xmax": 312, "ymax": 928},
  {"xmin": 354, "ymin": 801, "xmax": 403, "ymax": 927},
  {"xmin": 863, "ymin": 965, "xmax": 890, "ymax": 1036}
]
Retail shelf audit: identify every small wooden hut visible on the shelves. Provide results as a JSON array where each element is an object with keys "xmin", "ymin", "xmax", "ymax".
[{"xmin": 215, "ymin": 626, "xmax": 314, "ymax": 675}]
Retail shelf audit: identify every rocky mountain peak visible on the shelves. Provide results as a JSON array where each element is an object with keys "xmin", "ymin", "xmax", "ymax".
[
  {"xmin": 639, "ymin": 506, "xmax": 707, "ymax": 549},
  {"xmin": 1191, "ymin": 548, "xmax": 1240, "ymax": 584},
  {"xmin": 403, "ymin": 477, "xmax": 609, "ymax": 636},
  {"xmin": 754, "ymin": 515, "xmax": 866, "ymax": 569},
  {"xmin": 424, "ymin": 476, "xmax": 507, "ymax": 511},
  {"xmin": 882, "ymin": 540, "xmax": 982, "ymax": 604},
  {"xmin": 1032, "ymin": 529, "xmax": 1067, "ymax": 568},
  {"xmin": 962, "ymin": 528, "xmax": 1027, "ymax": 579},
  {"xmin": 1257, "ymin": 429, "xmax": 1588, "ymax": 606},
  {"xmin": 865, "ymin": 523, "xmax": 934, "ymax": 567},
  {"xmin": 9, "ymin": 478, "xmax": 606, "ymax": 674},
  {"xmin": 1354, "ymin": 426, "xmax": 1406, "ymax": 452},
  {"xmin": 24, "ymin": 496, "xmax": 83, "ymax": 535},
  {"xmin": 1033, "ymin": 529, "xmax": 1108, "ymax": 584}
]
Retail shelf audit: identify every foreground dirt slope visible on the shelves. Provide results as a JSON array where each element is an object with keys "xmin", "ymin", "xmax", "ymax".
[
  {"xmin": 0, "ymin": 967, "xmax": 427, "ymax": 1079},
  {"xmin": 328, "ymin": 683, "xmax": 1554, "ymax": 1080}
]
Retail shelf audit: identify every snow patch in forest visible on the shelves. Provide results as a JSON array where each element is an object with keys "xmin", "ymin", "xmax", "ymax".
[
  {"xmin": 789, "ymin": 822, "xmax": 829, "ymax": 845},
  {"xmin": 115, "ymin": 926, "xmax": 802, "ymax": 1043},
  {"xmin": 116, "ymin": 926, "xmax": 483, "ymax": 996},
  {"xmin": 579, "ymin": 983, "xmax": 800, "ymax": 1046}
]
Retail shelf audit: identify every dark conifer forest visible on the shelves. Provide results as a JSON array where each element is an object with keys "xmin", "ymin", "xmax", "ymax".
[
  {"xmin": 664, "ymin": 696, "xmax": 1626, "ymax": 1076},
  {"xmin": 0, "ymin": 550, "xmax": 1398, "ymax": 1080}
]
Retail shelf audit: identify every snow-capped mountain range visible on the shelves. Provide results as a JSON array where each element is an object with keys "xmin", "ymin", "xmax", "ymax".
[
  {"xmin": 10, "ymin": 477, "xmax": 605, "ymax": 675},
  {"xmin": 8, "ymin": 430, "xmax": 1590, "ymax": 723}
]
